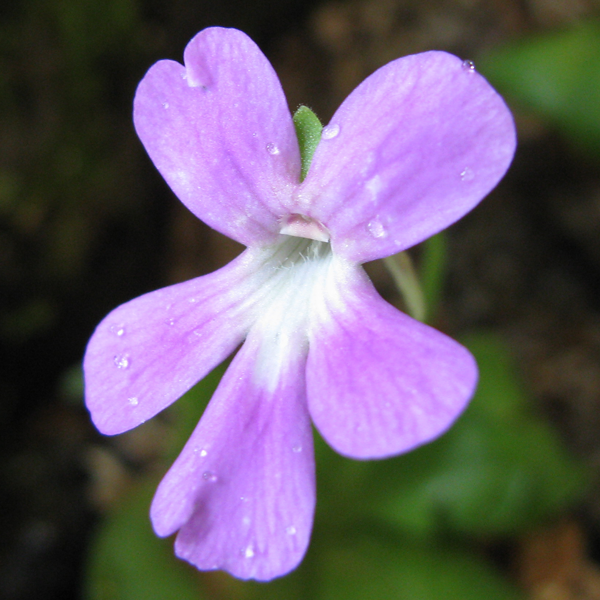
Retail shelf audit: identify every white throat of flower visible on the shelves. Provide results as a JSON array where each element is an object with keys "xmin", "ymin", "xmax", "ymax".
[{"xmin": 250, "ymin": 233, "xmax": 335, "ymax": 391}]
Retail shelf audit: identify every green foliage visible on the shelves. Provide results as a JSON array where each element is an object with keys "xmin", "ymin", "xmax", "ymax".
[
  {"xmin": 314, "ymin": 534, "xmax": 524, "ymax": 600},
  {"xmin": 84, "ymin": 477, "xmax": 206, "ymax": 600},
  {"xmin": 293, "ymin": 106, "xmax": 323, "ymax": 181},
  {"xmin": 479, "ymin": 21, "xmax": 600, "ymax": 157},
  {"xmin": 420, "ymin": 232, "xmax": 447, "ymax": 324}
]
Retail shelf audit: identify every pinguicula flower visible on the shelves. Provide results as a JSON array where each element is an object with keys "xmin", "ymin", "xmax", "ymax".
[{"xmin": 84, "ymin": 27, "xmax": 516, "ymax": 581}]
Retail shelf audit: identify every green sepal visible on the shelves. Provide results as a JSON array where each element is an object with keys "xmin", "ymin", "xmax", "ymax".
[{"xmin": 293, "ymin": 106, "xmax": 323, "ymax": 181}]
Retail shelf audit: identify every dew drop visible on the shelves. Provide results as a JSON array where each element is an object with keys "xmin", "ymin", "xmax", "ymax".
[
  {"xmin": 110, "ymin": 324, "xmax": 125, "ymax": 337},
  {"xmin": 367, "ymin": 217, "xmax": 387, "ymax": 238},
  {"xmin": 202, "ymin": 471, "xmax": 218, "ymax": 482},
  {"xmin": 128, "ymin": 397, "xmax": 139, "ymax": 406},
  {"xmin": 322, "ymin": 123, "xmax": 340, "ymax": 139},
  {"xmin": 286, "ymin": 526, "xmax": 297, "ymax": 536},
  {"xmin": 188, "ymin": 297, "xmax": 197, "ymax": 303},
  {"xmin": 240, "ymin": 496, "xmax": 249, "ymax": 502},
  {"xmin": 252, "ymin": 132, "xmax": 258, "ymax": 138},
  {"xmin": 462, "ymin": 59, "xmax": 475, "ymax": 71},
  {"xmin": 365, "ymin": 175, "xmax": 383, "ymax": 200},
  {"xmin": 292, "ymin": 445, "xmax": 302, "ymax": 453},
  {"xmin": 460, "ymin": 167, "xmax": 474, "ymax": 181},
  {"xmin": 192, "ymin": 329, "xmax": 203, "ymax": 338},
  {"xmin": 165, "ymin": 318, "xmax": 176, "ymax": 326},
  {"xmin": 243, "ymin": 546, "xmax": 255, "ymax": 559},
  {"xmin": 162, "ymin": 102, "xmax": 169, "ymax": 109},
  {"xmin": 266, "ymin": 142, "xmax": 280, "ymax": 155},
  {"xmin": 114, "ymin": 354, "xmax": 130, "ymax": 369},
  {"xmin": 200, "ymin": 449, "xmax": 208, "ymax": 457}
]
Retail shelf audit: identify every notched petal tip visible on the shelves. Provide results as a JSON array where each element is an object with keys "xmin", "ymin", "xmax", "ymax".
[
  {"xmin": 133, "ymin": 26, "xmax": 300, "ymax": 247},
  {"xmin": 150, "ymin": 329, "xmax": 316, "ymax": 581}
]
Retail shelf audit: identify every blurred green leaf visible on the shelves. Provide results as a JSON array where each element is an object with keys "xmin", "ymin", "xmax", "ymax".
[
  {"xmin": 84, "ymin": 477, "xmax": 206, "ymax": 600},
  {"xmin": 315, "ymin": 533, "xmax": 524, "ymax": 600},
  {"xmin": 479, "ymin": 21, "xmax": 600, "ymax": 156},
  {"xmin": 420, "ymin": 232, "xmax": 447, "ymax": 324}
]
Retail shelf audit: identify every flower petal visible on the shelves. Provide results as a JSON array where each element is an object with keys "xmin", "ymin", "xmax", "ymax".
[
  {"xmin": 298, "ymin": 51, "xmax": 516, "ymax": 262},
  {"xmin": 150, "ymin": 329, "xmax": 315, "ymax": 581},
  {"xmin": 306, "ymin": 261, "xmax": 477, "ymax": 459},
  {"xmin": 133, "ymin": 27, "xmax": 300, "ymax": 247},
  {"xmin": 84, "ymin": 248, "xmax": 272, "ymax": 435}
]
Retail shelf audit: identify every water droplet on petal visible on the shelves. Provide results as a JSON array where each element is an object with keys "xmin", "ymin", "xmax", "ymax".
[
  {"xmin": 286, "ymin": 526, "xmax": 297, "ymax": 536},
  {"xmin": 322, "ymin": 123, "xmax": 340, "ymax": 139},
  {"xmin": 192, "ymin": 329, "xmax": 203, "ymax": 337},
  {"xmin": 110, "ymin": 324, "xmax": 125, "ymax": 336},
  {"xmin": 128, "ymin": 397, "xmax": 139, "ymax": 406},
  {"xmin": 462, "ymin": 59, "xmax": 475, "ymax": 71},
  {"xmin": 365, "ymin": 175, "xmax": 383, "ymax": 200},
  {"xmin": 202, "ymin": 471, "xmax": 218, "ymax": 483},
  {"xmin": 165, "ymin": 318, "xmax": 176, "ymax": 326},
  {"xmin": 162, "ymin": 102, "xmax": 169, "ymax": 109},
  {"xmin": 367, "ymin": 217, "xmax": 387, "ymax": 238},
  {"xmin": 200, "ymin": 449, "xmax": 208, "ymax": 457},
  {"xmin": 292, "ymin": 445, "xmax": 302, "ymax": 453},
  {"xmin": 266, "ymin": 142, "xmax": 280, "ymax": 155},
  {"xmin": 243, "ymin": 546, "xmax": 255, "ymax": 559},
  {"xmin": 114, "ymin": 354, "xmax": 130, "ymax": 369},
  {"xmin": 460, "ymin": 167, "xmax": 474, "ymax": 181}
]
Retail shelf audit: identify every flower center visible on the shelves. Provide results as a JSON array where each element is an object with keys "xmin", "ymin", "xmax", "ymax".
[
  {"xmin": 279, "ymin": 213, "xmax": 330, "ymax": 243},
  {"xmin": 249, "ymin": 236, "xmax": 334, "ymax": 389}
]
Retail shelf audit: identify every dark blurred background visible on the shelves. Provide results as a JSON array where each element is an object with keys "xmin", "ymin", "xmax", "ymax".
[{"xmin": 2, "ymin": 1, "xmax": 600, "ymax": 599}]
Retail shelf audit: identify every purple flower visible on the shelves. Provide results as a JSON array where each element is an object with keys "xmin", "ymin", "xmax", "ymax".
[{"xmin": 84, "ymin": 27, "xmax": 515, "ymax": 581}]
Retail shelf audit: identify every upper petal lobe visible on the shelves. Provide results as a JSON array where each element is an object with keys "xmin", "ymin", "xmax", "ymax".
[
  {"xmin": 299, "ymin": 51, "xmax": 516, "ymax": 262},
  {"xmin": 134, "ymin": 27, "xmax": 301, "ymax": 247}
]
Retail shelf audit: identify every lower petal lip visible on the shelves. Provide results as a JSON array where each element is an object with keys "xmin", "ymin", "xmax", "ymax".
[{"xmin": 152, "ymin": 325, "xmax": 316, "ymax": 581}]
